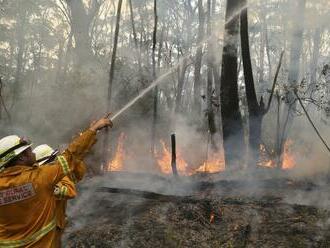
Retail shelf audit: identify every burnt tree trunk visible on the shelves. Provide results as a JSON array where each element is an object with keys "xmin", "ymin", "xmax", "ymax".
[
  {"xmin": 220, "ymin": 0, "xmax": 245, "ymax": 169},
  {"xmin": 171, "ymin": 134, "xmax": 178, "ymax": 176},
  {"xmin": 240, "ymin": 0, "xmax": 265, "ymax": 167}
]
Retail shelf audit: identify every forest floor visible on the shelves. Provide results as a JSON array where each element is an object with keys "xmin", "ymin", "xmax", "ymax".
[{"xmin": 64, "ymin": 170, "xmax": 330, "ymax": 248}]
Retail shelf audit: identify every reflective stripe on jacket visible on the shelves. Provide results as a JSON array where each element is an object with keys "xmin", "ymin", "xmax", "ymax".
[{"xmin": 0, "ymin": 219, "xmax": 56, "ymax": 248}]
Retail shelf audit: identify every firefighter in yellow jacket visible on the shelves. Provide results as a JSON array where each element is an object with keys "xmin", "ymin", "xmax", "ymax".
[
  {"xmin": 33, "ymin": 144, "xmax": 87, "ymax": 246},
  {"xmin": 0, "ymin": 114, "xmax": 112, "ymax": 247}
]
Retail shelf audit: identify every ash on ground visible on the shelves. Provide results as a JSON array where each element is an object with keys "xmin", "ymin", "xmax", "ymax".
[{"xmin": 65, "ymin": 171, "xmax": 330, "ymax": 248}]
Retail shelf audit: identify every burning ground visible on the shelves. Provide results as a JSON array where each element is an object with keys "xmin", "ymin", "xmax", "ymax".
[
  {"xmin": 64, "ymin": 171, "xmax": 330, "ymax": 248},
  {"xmin": 63, "ymin": 127, "xmax": 330, "ymax": 247}
]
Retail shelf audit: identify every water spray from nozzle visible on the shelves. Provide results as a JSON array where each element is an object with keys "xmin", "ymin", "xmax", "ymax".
[{"xmin": 109, "ymin": 3, "xmax": 248, "ymax": 121}]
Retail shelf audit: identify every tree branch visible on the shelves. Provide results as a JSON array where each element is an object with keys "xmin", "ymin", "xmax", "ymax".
[{"xmin": 265, "ymin": 51, "xmax": 284, "ymax": 113}]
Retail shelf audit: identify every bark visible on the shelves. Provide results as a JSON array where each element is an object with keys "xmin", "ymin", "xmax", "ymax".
[
  {"xmin": 207, "ymin": 0, "xmax": 216, "ymax": 136},
  {"xmin": 258, "ymin": 17, "xmax": 266, "ymax": 86},
  {"xmin": 175, "ymin": 58, "xmax": 188, "ymax": 113},
  {"xmin": 103, "ymin": 0, "xmax": 123, "ymax": 168},
  {"xmin": 66, "ymin": 0, "xmax": 100, "ymax": 65},
  {"xmin": 220, "ymin": 0, "xmax": 245, "ymax": 168},
  {"xmin": 240, "ymin": 0, "xmax": 264, "ymax": 167},
  {"xmin": 193, "ymin": 0, "xmax": 205, "ymax": 116},
  {"xmin": 279, "ymin": 0, "xmax": 306, "ymax": 167},
  {"xmin": 128, "ymin": 0, "xmax": 142, "ymax": 75},
  {"xmin": 12, "ymin": 5, "xmax": 27, "ymax": 104},
  {"xmin": 151, "ymin": 0, "xmax": 158, "ymax": 154},
  {"xmin": 310, "ymin": 28, "xmax": 321, "ymax": 86}
]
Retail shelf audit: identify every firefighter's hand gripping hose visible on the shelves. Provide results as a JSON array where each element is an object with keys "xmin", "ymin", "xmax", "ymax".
[{"xmin": 89, "ymin": 112, "xmax": 113, "ymax": 132}]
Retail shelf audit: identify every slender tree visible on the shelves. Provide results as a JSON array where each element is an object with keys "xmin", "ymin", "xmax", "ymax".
[
  {"xmin": 193, "ymin": 0, "xmax": 205, "ymax": 116},
  {"xmin": 103, "ymin": 0, "xmax": 123, "ymax": 169},
  {"xmin": 151, "ymin": 0, "xmax": 158, "ymax": 154},
  {"xmin": 128, "ymin": 0, "xmax": 142, "ymax": 76},
  {"xmin": 206, "ymin": 0, "xmax": 216, "ymax": 139},
  {"xmin": 278, "ymin": 0, "xmax": 306, "ymax": 167}
]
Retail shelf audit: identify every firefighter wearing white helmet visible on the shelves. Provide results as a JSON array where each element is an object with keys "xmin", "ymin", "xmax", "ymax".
[
  {"xmin": 33, "ymin": 144, "xmax": 59, "ymax": 166},
  {"xmin": 0, "ymin": 113, "xmax": 113, "ymax": 247},
  {"xmin": 0, "ymin": 135, "xmax": 32, "ymax": 171},
  {"xmin": 33, "ymin": 144, "xmax": 78, "ymax": 247}
]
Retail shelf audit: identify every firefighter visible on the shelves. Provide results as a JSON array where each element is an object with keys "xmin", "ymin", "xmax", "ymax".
[
  {"xmin": 0, "ymin": 114, "xmax": 112, "ymax": 247},
  {"xmin": 33, "ymin": 144, "xmax": 86, "ymax": 247}
]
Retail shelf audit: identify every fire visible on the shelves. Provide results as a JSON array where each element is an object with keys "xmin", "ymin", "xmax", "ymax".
[
  {"xmin": 209, "ymin": 211, "xmax": 215, "ymax": 224},
  {"xmin": 155, "ymin": 140, "xmax": 225, "ymax": 175},
  {"xmin": 258, "ymin": 140, "xmax": 296, "ymax": 170},
  {"xmin": 282, "ymin": 140, "xmax": 296, "ymax": 170},
  {"xmin": 107, "ymin": 133, "xmax": 126, "ymax": 171},
  {"xmin": 155, "ymin": 140, "xmax": 189, "ymax": 175},
  {"xmin": 107, "ymin": 134, "xmax": 226, "ymax": 175},
  {"xmin": 195, "ymin": 152, "xmax": 225, "ymax": 173}
]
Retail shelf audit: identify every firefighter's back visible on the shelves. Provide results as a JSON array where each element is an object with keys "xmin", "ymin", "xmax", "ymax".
[{"xmin": 0, "ymin": 165, "xmax": 58, "ymax": 247}]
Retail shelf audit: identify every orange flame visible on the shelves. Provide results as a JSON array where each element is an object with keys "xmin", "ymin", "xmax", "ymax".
[
  {"xmin": 107, "ymin": 133, "xmax": 126, "ymax": 171},
  {"xmin": 282, "ymin": 140, "xmax": 296, "ymax": 170},
  {"xmin": 210, "ymin": 211, "xmax": 215, "ymax": 224},
  {"xmin": 155, "ymin": 140, "xmax": 189, "ymax": 175},
  {"xmin": 195, "ymin": 153, "xmax": 225, "ymax": 173},
  {"xmin": 258, "ymin": 140, "xmax": 296, "ymax": 170}
]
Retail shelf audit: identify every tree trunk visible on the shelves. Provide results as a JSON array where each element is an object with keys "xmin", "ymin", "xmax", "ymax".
[
  {"xmin": 12, "ymin": 5, "xmax": 27, "ymax": 105},
  {"xmin": 240, "ymin": 0, "xmax": 265, "ymax": 167},
  {"xmin": 193, "ymin": 0, "xmax": 205, "ymax": 117},
  {"xmin": 207, "ymin": 0, "xmax": 216, "ymax": 137},
  {"xmin": 258, "ymin": 17, "xmax": 266, "ymax": 86},
  {"xmin": 310, "ymin": 28, "xmax": 321, "ymax": 86},
  {"xmin": 279, "ymin": 0, "xmax": 306, "ymax": 167},
  {"xmin": 103, "ymin": 0, "xmax": 123, "ymax": 169},
  {"xmin": 66, "ymin": 0, "xmax": 100, "ymax": 66},
  {"xmin": 151, "ymin": 0, "xmax": 158, "ymax": 154},
  {"xmin": 128, "ymin": 0, "xmax": 142, "ymax": 76},
  {"xmin": 175, "ymin": 58, "xmax": 188, "ymax": 113},
  {"xmin": 220, "ymin": 0, "xmax": 245, "ymax": 169}
]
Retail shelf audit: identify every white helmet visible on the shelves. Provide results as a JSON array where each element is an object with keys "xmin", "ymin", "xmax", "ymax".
[
  {"xmin": 0, "ymin": 135, "xmax": 32, "ymax": 169},
  {"xmin": 33, "ymin": 144, "xmax": 59, "ymax": 166}
]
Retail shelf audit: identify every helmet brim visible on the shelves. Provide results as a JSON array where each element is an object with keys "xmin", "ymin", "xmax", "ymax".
[
  {"xmin": 0, "ymin": 144, "xmax": 32, "ymax": 168},
  {"xmin": 38, "ymin": 150, "xmax": 59, "ymax": 166}
]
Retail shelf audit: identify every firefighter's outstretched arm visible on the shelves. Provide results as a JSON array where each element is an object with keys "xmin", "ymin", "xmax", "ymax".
[
  {"xmin": 42, "ymin": 113, "xmax": 113, "ymax": 185},
  {"xmin": 66, "ymin": 113, "xmax": 113, "ymax": 159}
]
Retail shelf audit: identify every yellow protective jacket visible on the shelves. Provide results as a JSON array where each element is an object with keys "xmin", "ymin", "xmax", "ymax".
[{"xmin": 0, "ymin": 130, "xmax": 96, "ymax": 248}]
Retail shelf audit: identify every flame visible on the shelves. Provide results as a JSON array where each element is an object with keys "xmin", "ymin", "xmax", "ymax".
[
  {"xmin": 282, "ymin": 140, "xmax": 296, "ymax": 170},
  {"xmin": 258, "ymin": 140, "xmax": 296, "ymax": 170},
  {"xmin": 107, "ymin": 133, "xmax": 126, "ymax": 171},
  {"xmin": 210, "ymin": 211, "xmax": 215, "ymax": 224},
  {"xmin": 195, "ymin": 152, "xmax": 225, "ymax": 173},
  {"xmin": 155, "ymin": 140, "xmax": 189, "ymax": 175}
]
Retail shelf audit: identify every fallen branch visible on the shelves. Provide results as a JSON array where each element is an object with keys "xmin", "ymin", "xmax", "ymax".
[{"xmin": 97, "ymin": 187, "xmax": 198, "ymax": 203}]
